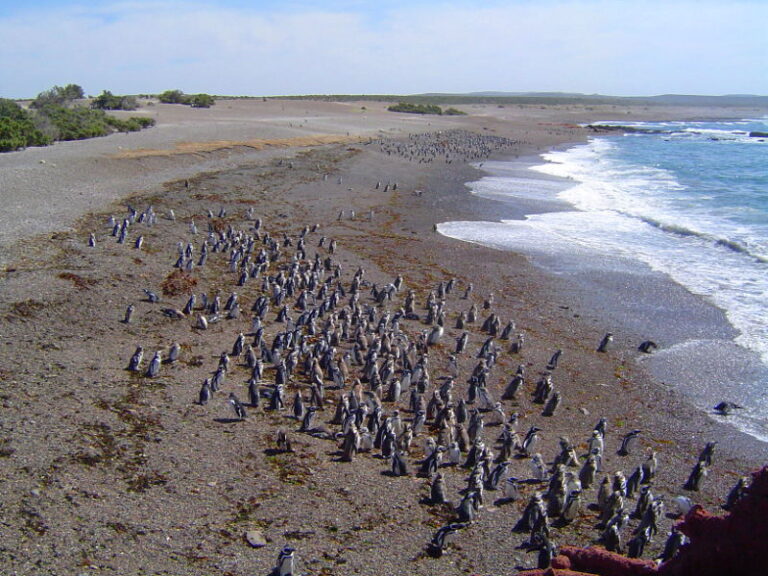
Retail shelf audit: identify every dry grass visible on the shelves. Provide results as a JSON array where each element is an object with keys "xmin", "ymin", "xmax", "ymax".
[{"xmin": 112, "ymin": 135, "xmax": 362, "ymax": 159}]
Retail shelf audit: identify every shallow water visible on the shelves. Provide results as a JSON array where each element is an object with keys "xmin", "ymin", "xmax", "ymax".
[{"xmin": 438, "ymin": 118, "xmax": 768, "ymax": 442}]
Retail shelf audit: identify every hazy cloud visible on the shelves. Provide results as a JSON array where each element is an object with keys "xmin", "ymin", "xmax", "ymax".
[{"xmin": 1, "ymin": 0, "xmax": 766, "ymax": 98}]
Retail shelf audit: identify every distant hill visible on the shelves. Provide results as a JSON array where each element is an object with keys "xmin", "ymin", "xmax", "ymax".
[
  {"xmin": 275, "ymin": 92, "xmax": 768, "ymax": 107},
  {"xmin": 418, "ymin": 92, "xmax": 768, "ymax": 107}
]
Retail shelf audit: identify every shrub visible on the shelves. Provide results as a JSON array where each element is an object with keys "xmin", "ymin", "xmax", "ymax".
[
  {"xmin": 443, "ymin": 107, "xmax": 467, "ymax": 116},
  {"xmin": 0, "ymin": 86, "xmax": 154, "ymax": 153},
  {"xmin": 91, "ymin": 90, "xmax": 138, "ymax": 111},
  {"xmin": 158, "ymin": 90, "xmax": 215, "ymax": 108},
  {"xmin": 158, "ymin": 89, "xmax": 188, "ymax": 104},
  {"xmin": 387, "ymin": 102, "xmax": 443, "ymax": 115},
  {"xmin": 0, "ymin": 99, "xmax": 52, "ymax": 151},
  {"xmin": 189, "ymin": 93, "xmax": 215, "ymax": 108},
  {"xmin": 30, "ymin": 84, "xmax": 84, "ymax": 109}
]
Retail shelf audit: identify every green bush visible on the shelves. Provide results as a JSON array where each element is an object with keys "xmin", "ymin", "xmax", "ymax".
[
  {"xmin": 30, "ymin": 84, "xmax": 84, "ymax": 109},
  {"xmin": 0, "ymin": 86, "xmax": 155, "ymax": 152},
  {"xmin": 0, "ymin": 99, "xmax": 52, "ymax": 151},
  {"xmin": 91, "ymin": 90, "xmax": 138, "ymax": 111},
  {"xmin": 104, "ymin": 115, "xmax": 156, "ymax": 132},
  {"xmin": 189, "ymin": 93, "xmax": 215, "ymax": 108},
  {"xmin": 158, "ymin": 90, "xmax": 215, "ymax": 108},
  {"xmin": 443, "ymin": 107, "xmax": 467, "ymax": 116},
  {"xmin": 158, "ymin": 89, "xmax": 188, "ymax": 104},
  {"xmin": 387, "ymin": 102, "xmax": 443, "ymax": 115}
]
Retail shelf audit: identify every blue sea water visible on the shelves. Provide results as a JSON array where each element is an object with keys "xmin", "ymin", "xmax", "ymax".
[{"xmin": 438, "ymin": 117, "xmax": 768, "ymax": 441}]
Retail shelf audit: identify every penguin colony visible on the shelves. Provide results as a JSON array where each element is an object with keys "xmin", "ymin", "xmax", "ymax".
[{"xmin": 89, "ymin": 133, "xmax": 751, "ymax": 575}]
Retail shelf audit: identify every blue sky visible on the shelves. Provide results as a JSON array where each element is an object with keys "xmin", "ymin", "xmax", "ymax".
[{"xmin": 1, "ymin": 0, "xmax": 767, "ymax": 99}]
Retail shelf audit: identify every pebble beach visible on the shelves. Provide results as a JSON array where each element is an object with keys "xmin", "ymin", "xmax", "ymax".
[{"xmin": 0, "ymin": 98, "xmax": 766, "ymax": 575}]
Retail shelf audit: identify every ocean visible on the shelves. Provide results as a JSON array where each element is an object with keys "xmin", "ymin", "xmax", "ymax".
[{"xmin": 438, "ymin": 117, "xmax": 768, "ymax": 442}]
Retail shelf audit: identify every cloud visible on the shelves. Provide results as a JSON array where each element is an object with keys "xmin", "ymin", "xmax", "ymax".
[{"xmin": 1, "ymin": 0, "xmax": 766, "ymax": 98}]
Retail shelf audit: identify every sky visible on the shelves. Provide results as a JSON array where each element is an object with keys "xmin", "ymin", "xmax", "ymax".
[{"xmin": 1, "ymin": 0, "xmax": 767, "ymax": 99}]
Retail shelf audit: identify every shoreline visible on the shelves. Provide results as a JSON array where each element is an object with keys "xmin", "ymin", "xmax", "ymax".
[
  {"xmin": 1, "ymin": 103, "xmax": 766, "ymax": 575},
  {"xmin": 438, "ymin": 124, "xmax": 768, "ymax": 445}
]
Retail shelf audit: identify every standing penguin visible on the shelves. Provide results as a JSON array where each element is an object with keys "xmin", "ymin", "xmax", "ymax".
[
  {"xmin": 229, "ymin": 392, "xmax": 247, "ymax": 421},
  {"xmin": 430, "ymin": 473, "xmax": 449, "ymax": 504},
  {"xmin": 127, "ymin": 346, "xmax": 144, "ymax": 371},
  {"xmin": 274, "ymin": 546, "xmax": 295, "ymax": 576},
  {"xmin": 145, "ymin": 351, "xmax": 162, "ymax": 378},
  {"xmin": 597, "ymin": 332, "xmax": 613, "ymax": 352}
]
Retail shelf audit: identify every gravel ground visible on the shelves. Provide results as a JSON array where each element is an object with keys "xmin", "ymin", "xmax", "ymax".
[{"xmin": 0, "ymin": 100, "xmax": 765, "ymax": 576}]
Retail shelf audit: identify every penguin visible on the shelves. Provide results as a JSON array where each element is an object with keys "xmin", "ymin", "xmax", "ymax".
[
  {"xmin": 641, "ymin": 450, "xmax": 657, "ymax": 483},
  {"xmin": 503, "ymin": 477, "xmax": 521, "ymax": 501},
  {"xmin": 542, "ymin": 391, "xmax": 561, "ymax": 417},
  {"xmin": 427, "ymin": 523, "xmax": 466, "ymax": 557},
  {"xmin": 426, "ymin": 325, "xmax": 443, "ymax": 346},
  {"xmin": 127, "ymin": 346, "xmax": 144, "ymax": 371},
  {"xmin": 340, "ymin": 427, "xmax": 359, "ymax": 462},
  {"xmin": 145, "ymin": 351, "xmax": 162, "ymax": 378},
  {"xmin": 713, "ymin": 401, "xmax": 743, "ymax": 416},
  {"xmin": 123, "ymin": 304, "xmax": 135, "ymax": 324},
  {"xmin": 299, "ymin": 406, "xmax": 316, "ymax": 432},
  {"xmin": 546, "ymin": 349, "xmax": 562, "ymax": 371},
  {"xmin": 143, "ymin": 289, "xmax": 159, "ymax": 303},
  {"xmin": 502, "ymin": 374, "xmax": 523, "ymax": 400},
  {"xmin": 486, "ymin": 461, "xmax": 509, "ymax": 490},
  {"xmin": 198, "ymin": 379, "xmax": 211, "ymax": 406},
  {"xmin": 658, "ymin": 527, "xmax": 686, "ymax": 562},
  {"xmin": 229, "ymin": 392, "xmax": 247, "ymax": 421},
  {"xmin": 456, "ymin": 491, "xmax": 479, "ymax": 523},
  {"xmin": 430, "ymin": 472, "xmax": 449, "ymax": 504},
  {"xmin": 521, "ymin": 426, "xmax": 541, "ymax": 457},
  {"xmin": 626, "ymin": 467, "xmax": 642, "ymax": 499},
  {"xmin": 391, "ymin": 450, "xmax": 409, "ymax": 476},
  {"xmin": 587, "ymin": 430, "xmax": 604, "ymax": 457},
  {"xmin": 597, "ymin": 332, "xmax": 613, "ymax": 352},
  {"xmin": 602, "ymin": 523, "xmax": 623, "ymax": 553},
  {"xmin": 167, "ymin": 342, "xmax": 180, "ymax": 363},
  {"xmin": 532, "ymin": 535, "xmax": 557, "ymax": 570},
  {"xmin": 723, "ymin": 476, "xmax": 749, "ymax": 510},
  {"xmin": 454, "ymin": 332, "xmax": 469, "ymax": 355},
  {"xmin": 275, "ymin": 429, "xmax": 293, "ymax": 453},
  {"xmin": 274, "ymin": 546, "xmax": 295, "ymax": 576},
  {"xmin": 638, "ymin": 340, "xmax": 658, "ymax": 353},
  {"xmin": 248, "ymin": 380, "xmax": 260, "ymax": 408},
  {"xmin": 561, "ymin": 490, "xmax": 582, "ymax": 524},
  {"xmin": 698, "ymin": 441, "xmax": 717, "ymax": 466},
  {"xmin": 529, "ymin": 453, "xmax": 548, "ymax": 481},
  {"xmin": 618, "ymin": 429, "xmax": 641, "ymax": 456},
  {"xmin": 292, "ymin": 393, "xmax": 305, "ymax": 420},
  {"xmin": 514, "ymin": 492, "xmax": 546, "ymax": 532},
  {"xmin": 634, "ymin": 485, "xmax": 654, "ymax": 519},
  {"xmin": 594, "ymin": 417, "xmax": 608, "ymax": 439},
  {"xmin": 684, "ymin": 460, "xmax": 708, "ymax": 492}
]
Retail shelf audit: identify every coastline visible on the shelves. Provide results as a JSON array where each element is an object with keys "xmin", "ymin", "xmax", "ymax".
[
  {"xmin": 437, "ymin": 130, "xmax": 768, "ymax": 446},
  {"xmin": 0, "ymin": 102, "xmax": 766, "ymax": 575}
]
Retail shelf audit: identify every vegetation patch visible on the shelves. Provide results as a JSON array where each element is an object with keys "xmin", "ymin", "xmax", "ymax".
[
  {"xmin": 387, "ymin": 102, "xmax": 443, "ymax": 115},
  {"xmin": 0, "ymin": 84, "xmax": 154, "ymax": 152},
  {"xmin": 158, "ymin": 90, "xmax": 216, "ymax": 108},
  {"xmin": 126, "ymin": 470, "xmax": 169, "ymax": 493},
  {"xmin": 7, "ymin": 298, "xmax": 46, "ymax": 319},
  {"xmin": 58, "ymin": 272, "xmax": 98, "ymax": 290},
  {"xmin": 161, "ymin": 269, "xmax": 198, "ymax": 297},
  {"xmin": 0, "ymin": 438, "xmax": 15, "ymax": 458}
]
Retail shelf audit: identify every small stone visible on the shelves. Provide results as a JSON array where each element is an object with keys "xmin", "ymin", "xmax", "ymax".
[
  {"xmin": 579, "ymin": 407, "xmax": 590, "ymax": 416},
  {"xmin": 245, "ymin": 529, "xmax": 267, "ymax": 548}
]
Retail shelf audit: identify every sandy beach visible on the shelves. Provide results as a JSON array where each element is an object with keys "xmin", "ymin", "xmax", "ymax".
[{"xmin": 0, "ymin": 98, "xmax": 766, "ymax": 575}]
